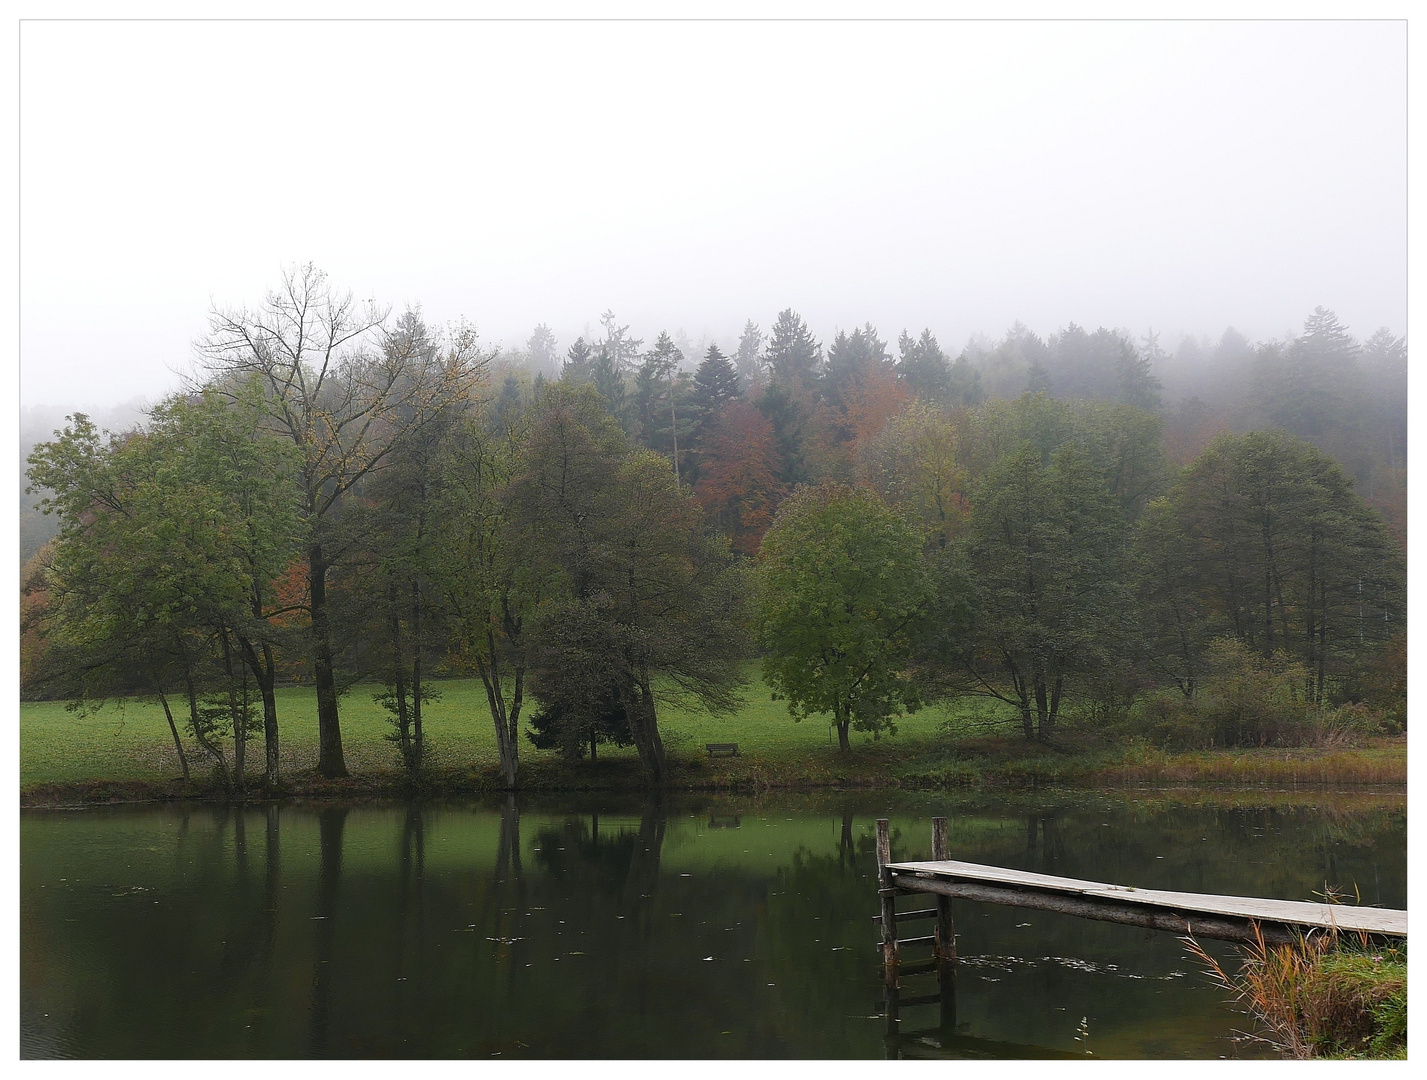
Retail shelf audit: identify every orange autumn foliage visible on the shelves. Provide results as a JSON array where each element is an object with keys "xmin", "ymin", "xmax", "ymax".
[
  {"xmin": 269, "ymin": 558, "xmax": 310, "ymax": 629},
  {"xmin": 844, "ymin": 363, "xmax": 910, "ymax": 450},
  {"xmin": 693, "ymin": 400, "xmax": 788, "ymax": 555}
]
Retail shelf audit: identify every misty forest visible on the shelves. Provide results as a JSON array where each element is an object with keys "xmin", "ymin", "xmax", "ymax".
[{"xmin": 20, "ymin": 266, "xmax": 1407, "ymax": 794}]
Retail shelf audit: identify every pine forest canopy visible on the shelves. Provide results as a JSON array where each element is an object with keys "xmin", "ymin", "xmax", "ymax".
[{"xmin": 21, "ymin": 271, "xmax": 1407, "ymax": 790}]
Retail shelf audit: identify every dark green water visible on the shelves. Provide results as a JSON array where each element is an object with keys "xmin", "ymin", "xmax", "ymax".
[{"xmin": 20, "ymin": 790, "xmax": 1405, "ymax": 1059}]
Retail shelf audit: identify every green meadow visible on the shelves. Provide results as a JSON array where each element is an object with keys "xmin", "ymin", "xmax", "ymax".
[
  {"xmin": 19, "ymin": 661, "xmax": 1404, "ymax": 800},
  {"xmin": 18, "ymin": 662, "xmax": 988, "ymax": 786}
]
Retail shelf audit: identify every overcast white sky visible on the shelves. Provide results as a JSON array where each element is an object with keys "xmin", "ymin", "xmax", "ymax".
[{"xmin": 18, "ymin": 18, "xmax": 1407, "ymax": 410}]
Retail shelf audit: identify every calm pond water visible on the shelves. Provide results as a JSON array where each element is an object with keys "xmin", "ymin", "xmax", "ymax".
[{"xmin": 20, "ymin": 790, "xmax": 1405, "ymax": 1059}]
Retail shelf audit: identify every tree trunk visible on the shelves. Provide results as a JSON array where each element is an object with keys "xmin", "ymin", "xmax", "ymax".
[
  {"xmin": 670, "ymin": 383, "xmax": 680, "ymax": 484},
  {"xmin": 1041, "ymin": 675, "xmax": 1064, "ymax": 742},
  {"xmin": 411, "ymin": 578, "xmax": 423, "ymax": 771},
  {"xmin": 1033, "ymin": 671, "xmax": 1050, "ymax": 741},
  {"xmin": 621, "ymin": 676, "xmax": 666, "ymax": 785},
  {"xmin": 154, "ymin": 686, "xmax": 190, "ymax": 782},
  {"xmin": 180, "ymin": 647, "xmax": 231, "ymax": 793},
  {"xmin": 1263, "ymin": 565, "xmax": 1275, "ymax": 655},
  {"xmin": 220, "ymin": 629, "xmax": 246, "ymax": 795},
  {"xmin": 309, "ymin": 543, "xmax": 348, "ymax": 778},
  {"xmin": 1004, "ymin": 653, "xmax": 1036, "ymax": 740},
  {"xmin": 239, "ymin": 636, "xmax": 281, "ymax": 792},
  {"xmin": 1305, "ymin": 529, "xmax": 1319, "ymax": 702},
  {"xmin": 476, "ymin": 638, "xmax": 523, "ymax": 789},
  {"xmin": 507, "ymin": 666, "xmax": 524, "ymax": 777},
  {"xmin": 1317, "ymin": 580, "xmax": 1329, "ymax": 704},
  {"xmin": 391, "ymin": 606, "xmax": 412, "ymax": 768},
  {"xmin": 835, "ymin": 704, "xmax": 852, "ymax": 753}
]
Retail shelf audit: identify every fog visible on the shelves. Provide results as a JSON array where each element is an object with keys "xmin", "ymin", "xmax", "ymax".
[{"xmin": 18, "ymin": 19, "xmax": 1405, "ymax": 412}]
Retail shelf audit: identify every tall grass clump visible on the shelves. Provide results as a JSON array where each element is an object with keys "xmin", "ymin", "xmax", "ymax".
[{"xmin": 1186, "ymin": 924, "xmax": 1406, "ymax": 1059}]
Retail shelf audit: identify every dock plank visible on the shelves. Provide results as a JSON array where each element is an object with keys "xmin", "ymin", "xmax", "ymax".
[{"xmin": 886, "ymin": 859, "xmax": 1406, "ymax": 937}]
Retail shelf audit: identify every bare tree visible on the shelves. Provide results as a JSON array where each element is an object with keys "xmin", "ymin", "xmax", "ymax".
[{"xmin": 197, "ymin": 264, "xmax": 486, "ymax": 776}]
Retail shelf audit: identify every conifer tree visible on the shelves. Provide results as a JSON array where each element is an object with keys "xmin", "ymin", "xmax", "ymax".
[
  {"xmin": 526, "ymin": 323, "xmax": 559, "ymax": 375},
  {"xmin": 823, "ymin": 323, "xmax": 889, "ymax": 412},
  {"xmin": 562, "ymin": 336, "xmax": 595, "ymax": 384},
  {"xmin": 896, "ymin": 328, "xmax": 953, "ymax": 402},
  {"xmin": 764, "ymin": 309, "xmax": 822, "ymax": 386},
  {"xmin": 734, "ymin": 319, "xmax": 765, "ymax": 390},
  {"xmin": 692, "ymin": 343, "xmax": 741, "ymax": 413}
]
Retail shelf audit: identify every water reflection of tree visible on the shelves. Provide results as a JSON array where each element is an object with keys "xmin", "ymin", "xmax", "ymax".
[
  {"xmin": 212, "ymin": 804, "xmax": 283, "ymax": 1038},
  {"xmin": 488, "ymin": 795, "xmax": 530, "ymax": 996},
  {"xmin": 1023, "ymin": 811, "xmax": 1071, "ymax": 875},
  {"xmin": 307, "ymin": 806, "xmax": 347, "ymax": 1058},
  {"xmin": 759, "ymin": 812, "xmax": 883, "ymax": 1056}
]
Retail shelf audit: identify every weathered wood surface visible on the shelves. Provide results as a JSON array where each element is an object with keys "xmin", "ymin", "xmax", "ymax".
[{"xmin": 886, "ymin": 859, "xmax": 1406, "ymax": 938}]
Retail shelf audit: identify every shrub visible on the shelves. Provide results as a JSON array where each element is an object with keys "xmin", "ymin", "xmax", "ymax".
[
  {"xmin": 1118, "ymin": 639, "xmax": 1398, "ymax": 747},
  {"xmin": 1196, "ymin": 639, "xmax": 1310, "ymax": 746},
  {"xmin": 1122, "ymin": 688, "xmax": 1211, "ymax": 749},
  {"xmin": 1123, "ymin": 638, "xmax": 1388, "ymax": 749},
  {"xmin": 1358, "ymin": 632, "xmax": 1406, "ymax": 732}
]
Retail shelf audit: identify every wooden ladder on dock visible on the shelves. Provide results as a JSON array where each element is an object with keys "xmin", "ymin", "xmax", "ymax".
[{"xmin": 875, "ymin": 817, "xmax": 957, "ymax": 1040}]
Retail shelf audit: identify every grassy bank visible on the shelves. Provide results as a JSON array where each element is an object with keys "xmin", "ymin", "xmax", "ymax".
[{"xmin": 18, "ymin": 667, "xmax": 1406, "ymax": 805}]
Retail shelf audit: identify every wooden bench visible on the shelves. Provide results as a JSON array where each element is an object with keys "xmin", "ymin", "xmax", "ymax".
[{"xmin": 705, "ymin": 743, "xmax": 740, "ymax": 757}]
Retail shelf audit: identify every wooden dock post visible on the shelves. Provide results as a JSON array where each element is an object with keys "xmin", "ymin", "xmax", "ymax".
[
  {"xmin": 876, "ymin": 818, "xmax": 898, "ymax": 990},
  {"xmin": 931, "ymin": 816, "xmax": 956, "ymax": 1029},
  {"xmin": 876, "ymin": 817, "xmax": 902, "ymax": 1042}
]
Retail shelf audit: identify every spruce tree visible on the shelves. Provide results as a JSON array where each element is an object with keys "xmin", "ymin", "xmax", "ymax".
[
  {"xmin": 734, "ymin": 319, "xmax": 764, "ymax": 390},
  {"xmin": 693, "ymin": 343, "xmax": 741, "ymax": 413},
  {"xmin": 562, "ymin": 336, "xmax": 594, "ymax": 384},
  {"xmin": 896, "ymin": 328, "xmax": 953, "ymax": 402},
  {"xmin": 824, "ymin": 323, "xmax": 888, "ymax": 409},
  {"xmin": 526, "ymin": 323, "xmax": 559, "ymax": 375},
  {"xmin": 764, "ymin": 309, "xmax": 822, "ymax": 385}
]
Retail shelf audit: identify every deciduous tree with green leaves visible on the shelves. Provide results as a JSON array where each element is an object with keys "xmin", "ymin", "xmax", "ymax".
[
  {"xmin": 431, "ymin": 410, "xmax": 534, "ymax": 788},
  {"xmin": 28, "ymin": 389, "xmax": 303, "ymax": 791},
  {"xmin": 1150, "ymin": 429, "xmax": 1403, "ymax": 704},
  {"xmin": 754, "ymin": 482, "xmax": 929, "ymax": 752},
  {"xmin": 938, "ymin": 439, "xmax": 1130, "ymax": 742}
]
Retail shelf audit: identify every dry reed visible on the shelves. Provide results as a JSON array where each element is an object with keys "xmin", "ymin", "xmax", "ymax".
[{"xmin": 1185, "ymin": 919, "xmax": 1406, "ymax": 1059}]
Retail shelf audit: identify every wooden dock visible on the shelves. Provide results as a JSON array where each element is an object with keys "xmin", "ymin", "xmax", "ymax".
[
  {"xmin": 872, "ymin": 817, "xmax": 1406, "ymax": 1053},
  {"xmin": 886, "ymin": 856, "xmax": 1407, "ymax": 944}
]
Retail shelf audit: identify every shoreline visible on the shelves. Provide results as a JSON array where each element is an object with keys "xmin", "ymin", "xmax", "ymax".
[{"xmin": 19, "ymin": 743, "xmax": 1407, "ymax": 809}]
